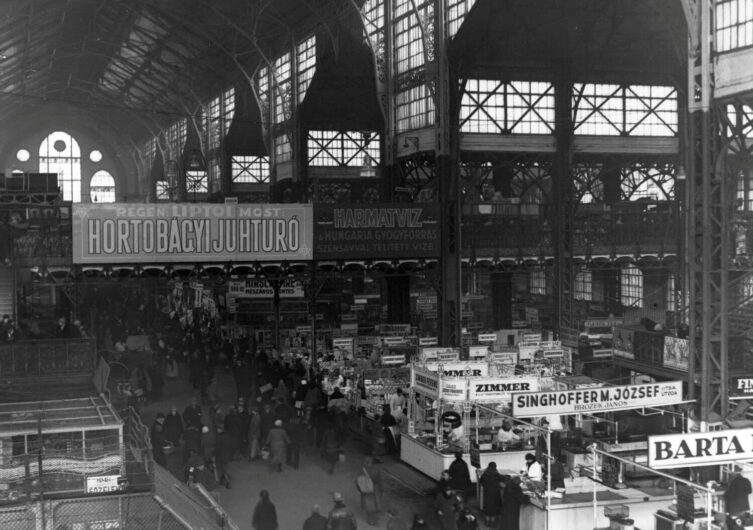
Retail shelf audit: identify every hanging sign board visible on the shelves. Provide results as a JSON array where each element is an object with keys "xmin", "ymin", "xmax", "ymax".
[
  {"xmin": 383, "ymin": 336, "xmax": 407, "ymax": 346},
  {"xmin": 228, "ymin": 279, "xmax": 304, "ymax": 298},
  {"xmin": 86, "ymin": 475, "xmax": 125, "ymax": 494},
  {"xmin": 468, "ymin": 346, "xmax": 489, "ymax": 359},
  {"xmin": 440, "ymin": 378, "xmax": 468, "ymax": 401},
  {"xmin": 512, "ymin": 380, "xmax": 683, "ymax": 417},
  {"xmin": 490, "ymin": 351, "xmax": 516, "ymax": 364},
  {"xmin": 521, "ymin": 333, "xmax": 543, "ymax": 342},
  {"xmin": 419, "ymin": 337, "xmax": 438, "ymax": 346},
  {"xmin": 469, "ymin": 376, "xmax": 540, "ymax": 402},
  {"xmin": 648, "ymin": 428, "xmax": 753, "ymax": 469},
  {"xmin": 412, "ymin": 368, "xmax": 439, "ymax": 399},
  {"xmin": 437, "ymin": 350, "xmax": 460, "ymax": 363},
  {"xmin": 612, "ymin": 327, "xmax": 635, "ymax": 359},
  {"xmin": 421, "ymin": 347, "xmax": 458, "ymax": 361},
  {"xmin": 425, "ymin": 362, "xmax": 489, "ymax": 378},
  {"xmin": 730, "ymin": 376, "xmax": 753, "ymax": 398},
  {"xmin": 73, "ymin": 203, "xmax": 313, "ymax": 263},
  {"xmin": 333, "ymin": 338, "xmax": 354, "ymax": 356},
  {"xmin": 381, "ymin": 354, "xmax": 406, "ymax": 366},
  {"xmin": 591, "ymin": 348, "xmax": 612, "ymax": 360},
  {"xmin": 477, "ymin": 334, "xmax": 496, "ymax": 343}
]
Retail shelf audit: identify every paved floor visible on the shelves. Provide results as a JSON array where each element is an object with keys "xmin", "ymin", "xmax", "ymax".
[{"xmin": 137, "ymin": 366, "xmax": 446, "ymax": 529}]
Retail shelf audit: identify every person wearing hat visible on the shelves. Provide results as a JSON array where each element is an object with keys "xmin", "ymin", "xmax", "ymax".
[
  {"xmin": 302, "ymin": 504, "xmax": 327, "ymax": 530},
  {"xmin": 294, "ymin": 379, "xmax": 309, "ymax": 417},
  {"xmin": 151, "ymin": 414, "xmax": 168, "ymax": 467},
  {"xmin": 265, "ymin": 419, "xmax": 291, "ymax": 472},
  {"xmin": 448, "ymin": 452, "xmax": 472, "ymax": 501},
  {"xmin": 479, "ymin": 462, "xmax": 503, "ymax": 527},
  {"xmin": 500, "ymin": 475, "xmax": 530, "ymax": 530},
  {"xmin": 326, "ymin": 492, "xmax": 357, "ymax": 530}
]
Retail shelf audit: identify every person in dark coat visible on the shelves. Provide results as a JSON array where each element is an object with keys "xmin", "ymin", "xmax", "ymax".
[
  {"xmin": 456, "ymin": 506, "xmax": 479, "ymax": 530},
  {"xmin": 433, "ymin": 484, "xmax": 460, "ymax": 530},
  {"xmin": 302, "ymin": 505, "xmax": 327, "ymax": 530},
  {"xmin": 265, "ymin": 419, "xmax": 291, "ymax": 472},
  {"xmin": 259, "ymin": 402, "xmax": 276, "ymax": 442},
  {"xmin": 500, "ymin": 475, "xmax": 530, "ymax": 530},
  {"xmin": 252, "ymin": 489, "xmax": 279, "ymax": 530},
  {"xmin": 326, "ymin": 492, "xmax": 357, "ymax": 530},
  {"xmin": 163, "ymin": 406, "xmax": 184, "ymax": 447},
  {"xmin": 320, "ymin": 420, "xmax": 341, "ymax": 475},
  {"xmin": 725, "ymin": 471, "xmax": 752, "ymax": 515},
  {"xmin": 478, "ymin": 462, "xmax": 503, "ymax": 526},
  {"xmin": 448, "ymin": 452, "xmax": 472, "ymax": 501},
  {"xmin": 183, "ymin": 397, "xmax": 203, "ymax": 431},
  {"xmin": 214, "ymin": 425, "xmax": 234, "ymax": 488},
  {"xmin": 151, "ymin": 421, "xmax": 167, "ymax": 467}
]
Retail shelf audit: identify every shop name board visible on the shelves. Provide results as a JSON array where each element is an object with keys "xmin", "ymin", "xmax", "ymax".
[
  {"xmin": 583, "ymin": 318, "xmax": 623, "ymax": 328},
  {"xmin": 731, "ymin": 377, "xmax": 753, "ymax": 397},
  {"xmin": 414, "ymin": 370, "xmax": 439, "ymax": 397},
  {"xmin": 419, "ymin": 337, "xmax": 438, "ymax": 346},
  {"xmin": 314, "ymin": 203, "xmax": 441, "ymax": 259},
  {"xmin": 469, "ymin": 377, "xmax": 540, "ymax": 402},
  {"xmin": 73, "ymin": 203, "xmax": 313, "ymax": 264},
  {"xmin": 421, "ymin": 347, "xmax": 458, "ymax": 360},
  {"xmin": 511, "ymin": 381, "xmax": 683, "ymax": 416},
  {"xmin": 86, "ymin": 475, "xmax": 125, "ymax": 494},
  {"xmin": 468, "ymin": 346, "xmax": 489, "ymax": 358},
  {"xmin": 441, "ymin": 379, "xmax": 468, "ymax": 401},
  {"xmin": 437, "ymin": 351, "xmax": 460, "ymax": 362},
  {"xmin": 477, "ymin": 334, "xmax": 496, "ymax": 343},
  {"xmin": 382, "ymin": 354, "xmax": 406, "ymax": 365},
  {"xmin": 228, "ymin": 279, "xmax": 304, "ymax": 298},
  {"xmin": 592, "ymin": 349, "xmax": 612, "ymax": 359},
  {"xmin": 426, "ymin": 361, "xmax": 489, "ymax": 378},
  {"xmin": 383, "ymin": 336, "xmax": 407, "ymax": 346},
  {"xmin": 648, "ymin": 428, "xmax": 753, "ymax": 469}
]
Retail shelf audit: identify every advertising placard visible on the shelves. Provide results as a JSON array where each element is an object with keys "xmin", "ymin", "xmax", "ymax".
[
  {"xmin": 425, "ymin": 361, "xmax": 489, "ymax": 378},
  {"xmin": 511, "ymin": 381, "xmax": 683, "ymax": 417},
  {"xmin": 412, "ymin": 368, "xmax": 439, "ymax": 399},
  {"xmin": 228, "ymin": 279, "xmax": 305, "ymax": 298},
  {"xmin": 478, "ymin": 333, "xmax": 497, "ymax": 343},
  {"xmin": 468, "ymin": 346, "xmax": 489, "ymax": 359},
  {"xmin": 440, "ymin": 379, "xmax": 468, "ymax": 401},
  {"xmin": 648, "ymin": 428, "xmax": 753, "ymax": 469},
  {"xmin": 382, "ymin": 354, "xmax": 406, "ymax": 365},
  {"xmin": 612, "ymin": 327, "xmax": 635, "ymax": 359},
  {"xmin": 663, "ymin": 336, "xmax": 689, "ymax": 371},
  {"xmin": 469, "ymin": 376, "xmax": 539, "ymax": 402},
  {"xmin": 419, "ymin": 337, "xmax": 438, "ymax": 346},
  {"xmin": 86, "ymin": 475, "xmax": 125, "ymax": 494},
  {"xmin": 437, "ymin": 350, "xmax": 460, "ymax": 363},
  {"xmin": 730, "ymin": 376, "xmax": 753, "ymax": 398},
  {"xmin": 73, "ymin": 203, "xmax": 313, "ymax": 263},
  {"xmin": 421, "ymin": 347, "xmax": 458, "ymax": 361},
  {"xmin": 314, "ymin": 203, "xmax": 440, "ymax": 259}
]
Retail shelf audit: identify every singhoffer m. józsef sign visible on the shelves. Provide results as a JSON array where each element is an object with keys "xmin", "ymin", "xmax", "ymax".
[{"xmin": 511, "ymin": 381, "xmax": 683, "ymax": 417}]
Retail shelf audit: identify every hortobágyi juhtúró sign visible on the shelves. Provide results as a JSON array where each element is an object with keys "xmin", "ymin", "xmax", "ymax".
[
  {"xmin": 511, "ymin": 381, "xmax": 683, "ymax": 416},
  {"xmin": 73, "ymin": 203, "xmax": 313, "ymax": 263}
]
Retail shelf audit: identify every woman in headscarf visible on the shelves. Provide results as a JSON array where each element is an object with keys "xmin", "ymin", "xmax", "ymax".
[
  {"xmin": 252, "ymin": 490, "xmax": 278, "ymax": 530},
  {"xmin": 478, "ymin": 461, "xmax": 503, "ymax": 527},
  {"xmin": 265, "ymin": 419, "xmax": 291, "ymax": 472},
  {"xmin": 500, "ymin": 475, "xmax": 530, "ymax": 530}
]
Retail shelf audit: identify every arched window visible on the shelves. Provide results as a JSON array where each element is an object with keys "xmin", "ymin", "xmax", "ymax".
[
  {"xmin": 39, "ymin": 131, "xmax": 81, "ymax": 202},
  {"xmin": 90, "ymin": 170, "xmax": 116, "ymax": 203}
]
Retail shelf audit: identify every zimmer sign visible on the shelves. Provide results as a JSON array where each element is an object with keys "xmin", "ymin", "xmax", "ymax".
[
  {"xmin": 72, "ymin": 203, "xmax": 313, "ymax": 263},
  {"xmin": 314, "ymin": 203, "xmax": 440, "ymax": 259},
  {"xmin": 648, "ymin": 429, "xmax": 753, "ymax": 469},
  {"xmin": 511, "ymin": 381, "xmax": 683, "ymax": 416}
]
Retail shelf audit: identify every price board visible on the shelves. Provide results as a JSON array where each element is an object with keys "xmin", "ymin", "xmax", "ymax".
[{"xmin": 86, "ymin": 475, "xmax": 125, "ymax": 494}]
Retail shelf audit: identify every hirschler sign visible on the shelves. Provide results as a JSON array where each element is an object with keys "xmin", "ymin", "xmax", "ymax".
[
  {"xmin": 72, "ymin": 203, "xmax": 313, "ymax": 263},
  {"xmin": 648, "ymin": 428, "xmax": 753, "ymax": 469},
  {"xmin": 511, "ymin": 381, "xmax": 683, "ymax": 417}
]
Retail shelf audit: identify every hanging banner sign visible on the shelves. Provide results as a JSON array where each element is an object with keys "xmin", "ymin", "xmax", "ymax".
[
  {"xmin": 72, "ymin": 203, "xmax": 313, "ymax": 263},
  {"xmin": 512, "ymin": 380, "xmax": 683, "ymax": 417},
  {"xmin": 468, "ymin": 346, "xmax": 489, "ymax": 359},
  {"xmin": 730, "ymin": 376, "xmax": 753, "ymax": 397},
  {"xmin": 441, "ymin": 379, "xmax": 468, "ymax": 401},
  {"xmin": 469, "ymin": 376, "xmax": 540, "ymax": 402},
  {"xmin": 612, "ymin": 327, "xmax": 635, "ymax": 359},
  {"xmin": 314, "ymin": 203, "xmax": 441, "ymax": 259},
  {"xmin": 412, "ymin": 368, "xmax": 439, "ymax": 399},
  {"xmin": 228, "ymin": 279, "xmax": 305, "ymax": 298},
  {"xmin": 648, "ymin": 428, "xmax": 753, "ymax": 469},
  {"xmin": 425, "ymin": 361, "xmax": 489, "ymax": 378}
]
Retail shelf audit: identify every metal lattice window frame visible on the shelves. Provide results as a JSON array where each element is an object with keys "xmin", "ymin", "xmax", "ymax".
[
  {"xmin": 393, "ymin": 1, "xmax": 431, "ymax": 75},
  {"xmin": 156, "ymin": 181, "xmax": 172, "ymax": 200},
  {"xmin": 529, "ymin": 268, "xmax": 547, "ymax": 295},
  {"xmin": 396, "ymin": 85, "xmax": 435, "ymax": 132},
  {"xmin": 274, "ymin": 135, "xmax": 292, "ymax": 163},
  {"xmin": 620, "ymin": 164, "xmax": 676, "ymax": 201},
  {"xmin": 666, "ymin": 274, "xmax": 676, "ymax": 312},
  {"xmin": 573, "ymin": 84, "xmax": 678, "ymax": 137},
  {"xmin": 273, "ymin": 53, "xmax": 293, "ymax": 124},
  {"xmin": 90, "ymin": 170, "xmax": 116, "ymax": 203},
  {"xmin": 166, "ymin": 119, "xmax": 186, "ymax": 161},
  {"xmin": 209, "ymin": 95, "xmax": 222, "ymax": 150},
  {"xmin": 573, "ymin": 164, "xmax": 605, "ymax": 204},
  {"xmin": 231, "ymin": 155, "xmax": 271, "ymax": 184},
  {"xmin": 307, "ymin": 131, "xmax": 381, "ymax": 167},
  {"xmin": 447, "ymin": 0, "xmax": 477, "ymax": 38},
  {"xmin": 39, "ymin": 131, "xmax": 82, "ymax": 202},
  {"xmin": 460, "ymin": 80, "xmax": 554, "ymax": 135},
  {"xmin": 574, "ymin": 267, "xmax": 593, "ymax": 301},
  {"xmin": 716, "ymin": 0, "xmax": 753, "ymax": 52},
  {"xmin": 510, "ymin": 163, "xmax": 551, "ymax": 204},
  {"xmin": 362, "ymin": 0, "xmax": 386, "ymax": 47},
  {"xmin": 297, "ymin": 36, "xmax": 317, "ymax": 104},
  {"xmin": 223, "ymin": 87, "xmax": 235, "ymax": 137},
  {"xmin": 620, "ymin": 264, "xmax": 643, "ymax": 308}
]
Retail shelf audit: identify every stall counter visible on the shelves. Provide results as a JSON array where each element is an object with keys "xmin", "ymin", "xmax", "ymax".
[
  {"xmin": 400, "ymin": 434, "xmax": 530, "ymax": 483},
  {"xmin": 521, "ymin": 487, "xmax": 674, "ymax": 530}
]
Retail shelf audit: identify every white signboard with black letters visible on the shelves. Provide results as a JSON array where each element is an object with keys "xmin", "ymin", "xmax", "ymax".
[{"xmin": 648, "ymin": 428, "xmax": 753, "ymax": 469}]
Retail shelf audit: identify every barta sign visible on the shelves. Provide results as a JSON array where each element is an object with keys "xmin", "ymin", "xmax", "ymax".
[{"xmin": 648, "ymin": 428, "xmax": 753, "ymax": 469}]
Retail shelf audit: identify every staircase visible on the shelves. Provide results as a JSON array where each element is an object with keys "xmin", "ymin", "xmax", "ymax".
[{"xmin": 0, "ymin": 265, "xmax": 15, "ymax": 319}]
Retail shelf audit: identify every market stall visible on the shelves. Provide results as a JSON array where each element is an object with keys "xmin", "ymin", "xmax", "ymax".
[{"xmin": 401, "ymin": 362, "xmax": 542, "ymax": 483}]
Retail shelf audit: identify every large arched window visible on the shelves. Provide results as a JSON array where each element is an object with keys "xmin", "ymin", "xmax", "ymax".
[
  {"xmin": 90, "ymin": 170, "xmax": 116, "ymax": 203},
  {"xmin": 39, "ymin": 131, "xmax": 81, "ymax": 202}
]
